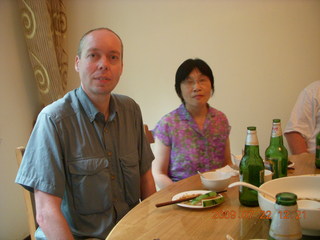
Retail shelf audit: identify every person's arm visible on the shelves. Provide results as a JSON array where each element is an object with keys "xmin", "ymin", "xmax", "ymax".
[
  {"xmin": 284, "ymin": 132, "xmax": 308, "ymax": 154},
  {"xmin": 140, "ymin": 169, "xmax": 156, "ymax": 200},
  {"xmin": 35, "ymin": 190, "xmax": 74, "ymax": 240},
  {"xmin": 224, "ymin": 137, "xmax": 232, "ymax": 166},
  {"xmin": 152, "ymin": 137, "xmax": 174, "ymax": 190}
]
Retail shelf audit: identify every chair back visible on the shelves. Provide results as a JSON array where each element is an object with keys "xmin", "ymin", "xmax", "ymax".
[
  {"xmin": 143, "ymin": 124, "xmax": 154, "ymax": 144},
  {"xmin": 16, "ymin": 146, "xmax": 37, "ymax": 240}
]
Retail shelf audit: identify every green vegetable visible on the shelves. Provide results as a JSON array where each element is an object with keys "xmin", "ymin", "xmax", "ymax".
[
  {"xmin": 190, "ymin": 191, "xmax": 217, "ymax": 205},
  {"xmin": 202, "ymin": 195, "xmax": 224, "ymax": 207}
]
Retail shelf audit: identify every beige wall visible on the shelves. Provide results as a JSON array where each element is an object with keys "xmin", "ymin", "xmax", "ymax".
[
  {"xmin": 0, "ymin": 0, "xmax": 42, "ymax": 239},
  {"xmin": 65, "ymin": 0, "xmax": 320, "ymax": 153},
  {"xmin": 1, "ymin": 0, "xmax": 320, "ymax": 239}
]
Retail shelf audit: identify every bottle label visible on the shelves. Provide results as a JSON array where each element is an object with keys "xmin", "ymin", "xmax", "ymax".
[
  {"xmin": 246, "ymin": 132, "xmax": 259, "ymax": 145},
  {"xmin": 271, "ymin": 123, "xmax": 282, "ymax": 137},
  {"xmin": 259, "ymin": 169, "xmax": 264, "ymax": 184},
  {"xmin": 265, "ymin": 157, "xmax": 279, "ymax": 179}
]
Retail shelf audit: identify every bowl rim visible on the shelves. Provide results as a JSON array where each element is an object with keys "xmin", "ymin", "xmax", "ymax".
[
  {"xmin": 258, "ymin": 174, "xmax": 320, "ymax": 211},
  {"xmin": 201, "ymin": 171, "xmax": 231, "ymax": 181}
]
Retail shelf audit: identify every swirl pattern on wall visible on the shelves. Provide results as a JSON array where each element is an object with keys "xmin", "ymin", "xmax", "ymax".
[
  {"xmin": 31, "ymin": 52, "xmax": 50, "ymax": 94},
  {"xmin": 18, "ymin": 0, "xmax": 68, "ymax": 106},
  {"xmin": 21, "ymin": 0, "xmax": 36, "ymax": 39}
]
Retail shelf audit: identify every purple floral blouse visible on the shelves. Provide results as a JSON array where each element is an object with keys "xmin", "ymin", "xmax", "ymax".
[{"xmin": 153, "ymin": 104, "xmax": 230, "ymax": 182}]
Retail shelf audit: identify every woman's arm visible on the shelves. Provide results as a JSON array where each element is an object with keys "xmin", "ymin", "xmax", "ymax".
[
  {"xmin": 35, "ymin": 190, "xmax": 74, "ymax": 240},
  {"xmin": 224, "ymin": 137, "xmax": 232, "ymax": 166},
  {"xmin": 152, "ymin": 137, "xmax": 174, "ymax": 190}
]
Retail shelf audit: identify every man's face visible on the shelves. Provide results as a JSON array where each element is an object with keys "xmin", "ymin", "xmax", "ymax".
[{"xmin": 75, "ymin": 29, "xmax": 123, "ymax": 98}]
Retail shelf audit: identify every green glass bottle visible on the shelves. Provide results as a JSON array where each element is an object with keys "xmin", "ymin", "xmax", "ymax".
[
  {"xmin": 269, "ymin": 192, "xmax": 302, "ymax": 240},
  {"xmin": 239, "ymin": 126, "xmax": 265, "ymax": 206},
  {"xmin": 265, "ymin": 119, "xmax": 288, "ymax": 179},
  {"xmin": 316, "ymin": 132, "xmax": 320, "ymax": 169}
]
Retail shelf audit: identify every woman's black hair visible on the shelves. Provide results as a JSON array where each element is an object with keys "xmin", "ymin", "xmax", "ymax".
[{"xmin": 175, "ymin": 58, "xmax": 214, "ymax": 103}]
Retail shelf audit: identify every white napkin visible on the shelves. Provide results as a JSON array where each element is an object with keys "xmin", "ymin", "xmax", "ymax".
[{"xmin": 216, "ymin": 165, "xmax": 239, "ymax": 177}]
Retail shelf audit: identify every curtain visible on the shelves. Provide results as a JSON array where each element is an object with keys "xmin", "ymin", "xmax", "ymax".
[{"xmin": 18, "ymin": 0, "xmax": 68, "ymax": 107}]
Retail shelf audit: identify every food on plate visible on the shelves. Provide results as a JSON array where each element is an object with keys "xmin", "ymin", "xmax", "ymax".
[
  {"xmin": 176, "ymin": 191, "xmax": 224, "ymax": 207},
  {"xmin": 190, "ymin": 191, "xmax": 217, "ymax": 205}
]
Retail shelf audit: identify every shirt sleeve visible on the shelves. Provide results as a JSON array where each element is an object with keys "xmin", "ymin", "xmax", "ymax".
[
  {"xmin": 153, "ymin": 116, "xmax": 172, "ymax": 147},
  {"xmin": 285, "ymin": 87, "xmax": 317, "ymax": 141},
  {"xmin": 15, "ymin": 112, "xmax": 66, "ymax": 198}
]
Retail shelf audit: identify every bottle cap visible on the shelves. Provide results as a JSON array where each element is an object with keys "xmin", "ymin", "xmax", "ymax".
[
  {"xmin": 273, "ymin": 119, "xmax": 281, "ymax": 123},
  {"xmin": 275, "ymin": 192, "xmax": 297, "ymax": 206},
  {"xmin": 247, "ymin": 126, "xmax": 256, "ymax": 131}
]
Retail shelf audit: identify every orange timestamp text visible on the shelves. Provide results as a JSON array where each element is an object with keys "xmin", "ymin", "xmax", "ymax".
[{"xmin": 211, "ymin": 209, "xmax": 272, "ymax": 219}]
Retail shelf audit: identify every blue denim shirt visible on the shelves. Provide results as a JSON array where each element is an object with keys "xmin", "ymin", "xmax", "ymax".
[{"xmin": 15, "ymin": 87, "xmax": 154, "ymax": 239}]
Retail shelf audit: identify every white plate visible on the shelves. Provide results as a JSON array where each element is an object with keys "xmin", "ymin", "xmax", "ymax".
[{"xmin": 172, "ymin": 190, "xmax": 223, "ymax": 209}]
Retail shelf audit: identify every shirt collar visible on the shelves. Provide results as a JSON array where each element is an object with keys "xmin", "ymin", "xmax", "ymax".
[
  {"xmin": 177, "ymin": 103, "xmax": 215, "ymax": 121},
  {"xmin": 76, "ymin": 87, "xmax": 117, "ymax": 123}
]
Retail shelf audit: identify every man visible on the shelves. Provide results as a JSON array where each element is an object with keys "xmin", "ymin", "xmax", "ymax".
[
  {"xmin": 16, "ymin": 27, "xmax": 156, "ymax": 239},
  {"xmin": 284, "ymin": 80, "xmax": 320, "ymax": 154}
]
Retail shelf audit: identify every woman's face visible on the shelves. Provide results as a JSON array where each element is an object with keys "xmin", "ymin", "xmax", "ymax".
[{"xmin": 180, "ymin": 68, "xmax": 212, "ymax": 109}]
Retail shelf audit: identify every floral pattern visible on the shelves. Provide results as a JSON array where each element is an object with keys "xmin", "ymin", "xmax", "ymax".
[{"xmin": 153, "ymin": 104, "xmax": 230, "ymax": 182}]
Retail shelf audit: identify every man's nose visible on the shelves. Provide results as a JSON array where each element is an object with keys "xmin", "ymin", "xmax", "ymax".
[{"xmin": 98, "ymin": 56, "xmax": 109, "ymax": 70}]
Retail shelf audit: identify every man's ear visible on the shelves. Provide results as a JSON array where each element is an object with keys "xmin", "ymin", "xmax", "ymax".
[{"xmin": 75, "ymin": 56, "xmax": 80, "ymax": 72}]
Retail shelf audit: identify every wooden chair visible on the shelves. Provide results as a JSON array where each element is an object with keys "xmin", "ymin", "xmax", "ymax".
[
  {"xmin": 16, "ymin": 146, "xmax": 37, "ymax": 240},
  {"xmin": 143, "ymin": 124, "xmax": 154, "ymax": 144}
]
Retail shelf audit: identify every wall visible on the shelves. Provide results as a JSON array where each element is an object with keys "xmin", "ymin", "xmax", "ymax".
[
  {"xmin": 65, "ymin": 0, "xmax": 320, "ymax": 153},
  {"xmin": 0, "ymin": 0, "xmax": 42, "ymax": 239},
  {"xmin": 1, "ymin": 0, "xmax": 320, "ymax": 239}
]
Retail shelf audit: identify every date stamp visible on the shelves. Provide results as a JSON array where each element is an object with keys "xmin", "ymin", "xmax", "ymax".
[{"xmin": 211, "ymin": 209, "xmax": 306, "ymax": 220}]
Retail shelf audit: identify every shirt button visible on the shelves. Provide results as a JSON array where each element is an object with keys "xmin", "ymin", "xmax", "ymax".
[
  {"xmin": 111, "ymin": 174, "xmax": 116, "ymax": 180},
  {"xmin": 107, "ymin": 152, "xmax": 112, "ymax": 157}
]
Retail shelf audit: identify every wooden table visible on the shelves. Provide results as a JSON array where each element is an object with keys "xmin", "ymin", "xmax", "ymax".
[{"xmin": 107, "ymin": 154, "xmax": 320, "ymax": 240}]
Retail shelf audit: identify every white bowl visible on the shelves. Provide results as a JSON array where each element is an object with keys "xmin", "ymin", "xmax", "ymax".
[
  {"xmin": 200, "ymin": 171, "xmax": 231, "ymax": 192},
  {"xmin": 264, "ymin": 169, "xmax": 273, "ymax": 182},
  {"xmin": 258, "ymin": 175, "xmax": 320, "ymax": 236}
]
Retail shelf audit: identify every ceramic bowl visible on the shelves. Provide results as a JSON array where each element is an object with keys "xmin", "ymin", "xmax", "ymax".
[
  {"xmin": 264, "ymin": 169, "xmax": 273, "ymax": 182},
  {"xmin": 200, "ymin": 171, "xmax": 232, "ymax": 192},
  {"xmin": 258, "ymin": 175, "xmax": 320, "ymax": 236}
]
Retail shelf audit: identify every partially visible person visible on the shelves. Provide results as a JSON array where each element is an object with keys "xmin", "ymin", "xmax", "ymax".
[
  {"xmin": 284, "ymin": 80, "xmax": 320, "ymax": 154},
  {"xmin": 15, "ymin": 27, "xmax": 156, "ymax": 239},
  {"xmin": 152, "ymin": 58, "xmax": 231, "ymax": 190}
]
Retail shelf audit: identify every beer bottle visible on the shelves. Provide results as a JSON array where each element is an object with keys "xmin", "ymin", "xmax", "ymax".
[
  {"xmin": 239, "ymin": 126, "xmax": 265, "ymax": 206},
  {"xmin": 316, "ymin": 132, "xmax": 320, "ymax": 169},
  {"xmin": 265, "ymin": 119, "xmax": 288, "ymax": 179},
  {"xmin": 269, "ymin": 192, "xmax": 302, "ymax": 240}
]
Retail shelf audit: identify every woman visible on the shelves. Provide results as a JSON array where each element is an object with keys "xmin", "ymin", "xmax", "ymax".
[{"xmin": 152, "ymin": 58, "xmax": 231, "ymax": 189}]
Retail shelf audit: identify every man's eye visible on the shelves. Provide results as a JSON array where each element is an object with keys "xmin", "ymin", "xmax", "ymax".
[
  {"xmin": 110, "ymin": 55, "xmax": 119, "ymax": 60},
  {"xmin": 88, "ymin": 53, "xmax": 96, "ymax": 58}
]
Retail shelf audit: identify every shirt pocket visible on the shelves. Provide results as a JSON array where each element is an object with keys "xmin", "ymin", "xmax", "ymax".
[
  {"xmin": 68, "ymin": 158, "xmax": 112, "ymax": 215},
  {"xmin": 119, "ymin": 151, "xmax": 140, "ymax": 207}
]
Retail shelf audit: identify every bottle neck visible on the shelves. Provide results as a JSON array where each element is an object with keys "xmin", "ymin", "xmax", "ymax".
[
  {"xmin": 244, "ymin": 130, "xmax": 260, "ymax": 156},
  {"xmin": 269, "ymin": 123, "xmax": 284, "ymax": 145},
  {"xmin": 245, "ymin": 130, "xmax": 259, "ymax": 146},
  {"xmin": 244, "ymin": 144, "xmax": 260, "ymax": 156}
]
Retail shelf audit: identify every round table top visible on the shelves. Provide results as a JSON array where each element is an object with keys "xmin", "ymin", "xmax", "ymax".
[{"xmin": 106, "ymin": 153, "xmax": 320, "ymax": 240}]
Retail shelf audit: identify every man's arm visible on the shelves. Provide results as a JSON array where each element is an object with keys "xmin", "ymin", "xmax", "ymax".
[
  {"xmin": 284, "ymin": 132, "xmax": 308, "ymax": 154},
  {"xmin": 35, "ymin": 190, "xmax": 74, "ymax": 240},
  {"xmin": 140, "ymin": 169, "xmax": 156, "ymax": 200}
]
